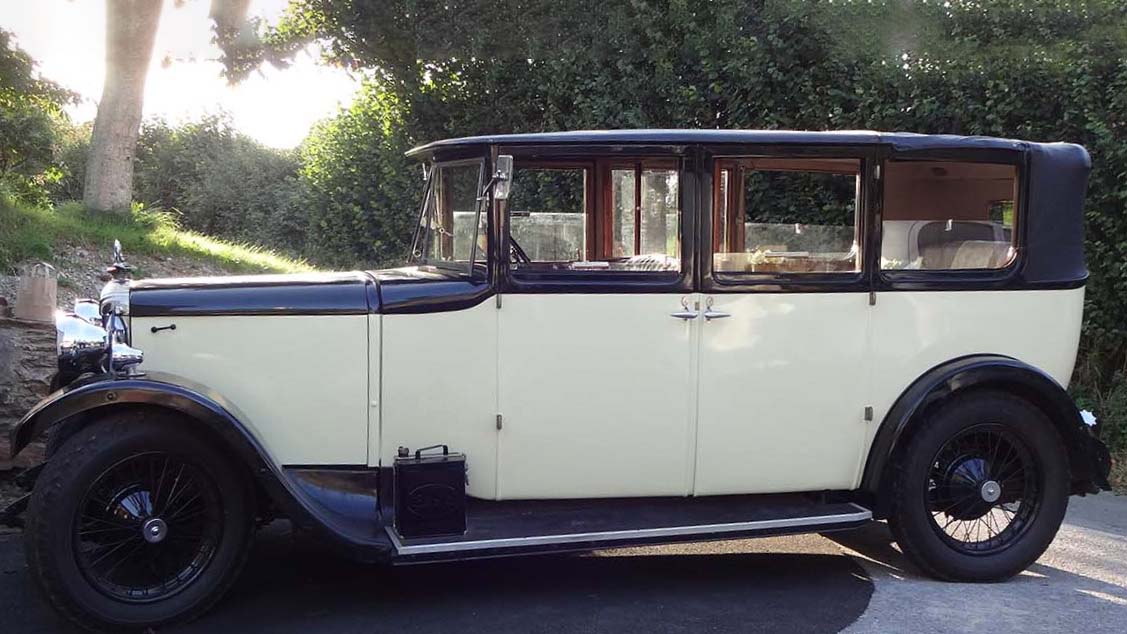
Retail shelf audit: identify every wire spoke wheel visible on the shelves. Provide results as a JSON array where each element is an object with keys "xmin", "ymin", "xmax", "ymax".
[
  {"xmin": 925, "ymin": 423, "xmax": 1041, "ymax": 555},
  {"xmin": 73, "ymin": 451, "xmax": 224, "ymax": 603}
]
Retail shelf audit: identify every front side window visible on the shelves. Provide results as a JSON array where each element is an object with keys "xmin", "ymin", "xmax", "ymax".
[
  {"xmin": 713, "ymin": 158, "xmax": 860, "ymax": 275},
  {"xmin": 411, "ymin": 159, "xmax": 486, "ymax": 274},
  {"xmin": 508, "ymin": 158, "xmax": 681, "ymax": 274},
  {"xmin": 509, "ymin": 166, "xmax": 588, "ymax": 262},
  {"xmin": 881, "ymin": 160, "xmax": 1018, "ymax": 271}
]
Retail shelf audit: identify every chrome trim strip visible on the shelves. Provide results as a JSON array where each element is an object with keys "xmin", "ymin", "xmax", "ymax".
[{"xmin": 389, "ymin": 503, "xmax": 872, "ymax": 556}]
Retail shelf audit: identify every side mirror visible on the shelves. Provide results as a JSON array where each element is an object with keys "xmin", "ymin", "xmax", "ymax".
[{"xmin": 493, "ymin": 155, "xmax": 513, "ymax": 200}]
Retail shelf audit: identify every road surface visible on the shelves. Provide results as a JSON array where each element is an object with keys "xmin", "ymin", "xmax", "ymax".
[{"xmin": 1, "ymin": 494, "xmax": 1123, "ymax": 633}]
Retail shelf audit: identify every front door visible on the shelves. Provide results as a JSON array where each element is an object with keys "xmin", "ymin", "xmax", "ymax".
[
  {"xmin": 495, "ymin": 157, "xmax": 697, "ymax": 499},
  {"xmin": 693, "ymin": 156, "xmax": 873, "ymax": 495}
]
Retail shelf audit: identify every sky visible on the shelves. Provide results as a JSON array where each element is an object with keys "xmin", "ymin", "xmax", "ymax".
[{"xmin": 1, "ymin": 0, "xmax": 359, "ymax": 148}]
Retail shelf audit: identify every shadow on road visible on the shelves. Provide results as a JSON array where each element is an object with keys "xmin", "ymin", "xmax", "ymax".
[
  {"xmin": 2, "ymin": 522, "xmax": 874, "ymax": 633},
  {"xmin": 180, "ymin": 523, "xmax": 873, "ymax": 634}
]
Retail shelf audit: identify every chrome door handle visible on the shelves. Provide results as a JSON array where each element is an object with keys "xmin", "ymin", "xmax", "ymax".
[
  {"xmin": 672, "ymin": 296, "xmax": 699, "ymax": 320},
  {"xmin": 703, "ymin": 297, "xmax": 730, "ymax": 321}
]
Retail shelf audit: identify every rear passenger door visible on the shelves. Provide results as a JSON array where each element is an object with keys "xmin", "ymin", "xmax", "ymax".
[{"xmin": 694, "ymin": 153, "xmax": 875, "ymax": 495}]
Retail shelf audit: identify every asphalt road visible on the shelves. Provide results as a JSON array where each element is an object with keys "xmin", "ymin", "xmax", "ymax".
[{"xmin": 1, "ymin": 494, "xmax": 1123, "ymax": 633}]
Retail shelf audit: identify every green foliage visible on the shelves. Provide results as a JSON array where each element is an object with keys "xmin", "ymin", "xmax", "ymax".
[
  {"xmin": 131, "ymin": 114, "xmax": 309, "ymax": 256},
  {"xmin": 299, "ymin": 84, "xmax": 421, "ymax": 268},
  {"xmin": 0, "ymin": 28, "xmax": 77, "ymax": 206}
]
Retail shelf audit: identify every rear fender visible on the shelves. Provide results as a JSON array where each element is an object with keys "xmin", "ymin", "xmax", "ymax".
[{"xmin": 861, "ymin": 355, "xmax": 1111, "ymax": 518}]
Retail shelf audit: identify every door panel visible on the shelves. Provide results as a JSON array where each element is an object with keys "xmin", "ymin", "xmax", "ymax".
[
  {"xmin": 379, "ymin": 301, "xmax": 499, "ymax": 499},
  {"xmin": 693, "ymin": 293, "xmax": 871, "ymax": 495},
  {"xmin": 497, "ymin": 294, "xmax": 696, "ymax": 499}
]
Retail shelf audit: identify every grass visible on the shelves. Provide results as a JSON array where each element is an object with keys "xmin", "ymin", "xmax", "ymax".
[{"xmin": 0, "ymin": 198, "xmax": 313, "ymax": 275}]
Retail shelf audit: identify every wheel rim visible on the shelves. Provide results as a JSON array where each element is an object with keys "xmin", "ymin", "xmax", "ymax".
[
  {"xmin": 925, "ymin": 423, "xmax": 1041, "ymax": 555},
  {"xmin": 73, "ymin": 451, "xmax": 223, "ymax": 603}
]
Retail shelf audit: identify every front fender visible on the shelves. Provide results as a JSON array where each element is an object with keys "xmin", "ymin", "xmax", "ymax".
[
  {"xmin": 9, "ymin": 371, "xmax": 392, "ymax": 561},
  {"xmin": 10, "ymin": 371, "xmax": 258, "ymax": 461},
  {"xmin": 861, "ymin": 355, "xmax": 1111, "ymax": 517}
]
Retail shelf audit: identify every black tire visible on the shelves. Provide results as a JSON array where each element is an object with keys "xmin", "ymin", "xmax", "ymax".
[
  {"xmin": 889, "ymin": 390, "xmax": 1069, "ymax": 582},
  {"xmin": 25, "ymin": 410, "xmax": 254, "ymax": 632}
]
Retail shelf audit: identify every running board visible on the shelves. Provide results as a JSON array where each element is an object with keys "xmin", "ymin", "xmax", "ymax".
[{"xmin": 387, "ymin": 494, "xmax": 872, "ymax": 564}]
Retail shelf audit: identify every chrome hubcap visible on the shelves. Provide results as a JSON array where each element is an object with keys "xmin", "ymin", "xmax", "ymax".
[
  {"xmin": 980, "ymin": 480, "xmax": 1002, "ymax": 504},
  {"xmin": 142, "ymin": 517, "xmax": 168, "ymax": 544}
]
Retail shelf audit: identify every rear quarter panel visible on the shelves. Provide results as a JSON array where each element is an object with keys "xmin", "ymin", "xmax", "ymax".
[{"xmin": 862, "ymin": 287, "xmax": 1084, "ymax": 485}]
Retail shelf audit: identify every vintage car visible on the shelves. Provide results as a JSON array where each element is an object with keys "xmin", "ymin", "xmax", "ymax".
[{"xmin": 9, "ymin": 130, "xmax": 1112, "ymax": 630}]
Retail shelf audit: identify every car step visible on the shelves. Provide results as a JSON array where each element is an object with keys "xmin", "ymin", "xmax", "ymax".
[{"xmin": 387, "ymin": 493, "xmax": 872, "ymax": 563}]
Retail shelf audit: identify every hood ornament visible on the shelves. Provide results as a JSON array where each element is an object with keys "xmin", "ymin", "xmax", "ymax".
[{"xmin": 107, "ymin": 239, "xmax": 133, "ymax": 281}]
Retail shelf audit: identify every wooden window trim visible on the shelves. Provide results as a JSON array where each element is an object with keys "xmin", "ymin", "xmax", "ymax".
[
  {"xmin": 713, "ymin": 160, "xmax": 743, "ymax": 252},
  {"xmin": 596, "ymin": 158, "xmax": 680, "ymax": 259}
]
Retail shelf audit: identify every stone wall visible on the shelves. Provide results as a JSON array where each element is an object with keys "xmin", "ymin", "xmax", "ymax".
[{"xmin": 0, "ymin": 316, "xmax": 55, "ymax": 438}]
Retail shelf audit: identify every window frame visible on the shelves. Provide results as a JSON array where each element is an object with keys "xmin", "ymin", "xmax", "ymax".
[
  {"xmin": 499, "ymin": 145, "xmax": 695, "ymax": 295},
  {"xmin": 409, "ymin": 156, "xmax": 489, "ymax": 279},
  {"xmin": 875, "ymin": 150, "xmax": 1028, "ymax": 289},
  {"xmin": 700, "ymin": 146, "xmax": 875, "ymax": 294}
]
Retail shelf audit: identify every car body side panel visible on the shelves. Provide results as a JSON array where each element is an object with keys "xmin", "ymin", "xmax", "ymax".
[
  {"xmin": 693, "ymin": 292, "xmax": 872, "ymax": 495},
  {"xmin": 378, "ymin": 301, "xmax": 499, "ymax": 499},
  {"xmin": 861, "ymin": 287, "xmax": 1085, "ymax": 486},
  {"xmin": 496, "ymin": 294, "xmax": 696, "ymax": 500},
  {"xmin": 130, "ymin": 314, "xmax": 370, "ymax": 465}
]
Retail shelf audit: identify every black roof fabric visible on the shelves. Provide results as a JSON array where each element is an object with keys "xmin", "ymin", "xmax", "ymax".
[{"xmin": 406, "ymin": 129, "xmax": 1054, "ymax": 157}]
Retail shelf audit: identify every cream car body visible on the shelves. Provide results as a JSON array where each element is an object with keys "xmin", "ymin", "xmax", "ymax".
[{"xmin": 11, "ymin": 130, "xmax": 1112, "ymax": 632}]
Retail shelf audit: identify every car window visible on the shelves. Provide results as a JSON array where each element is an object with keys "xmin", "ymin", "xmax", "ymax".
[
  {"xmin": 881, "ymin": 161, "xmax": 1017, "ymax": 271},
  {"xmin": 509, "ymin": 167, "xmax": 587, "ymax": 262},
  {"xmin": 713, "ymin": 158, "xmax": 860, "ymax": 275},
  {"xmin": 412, "ymin": 160, "xmax": 487, "ymax": 274},
  {"xmin": 508, "ymin": 159, "xmax": 681, "ymax": 274}
]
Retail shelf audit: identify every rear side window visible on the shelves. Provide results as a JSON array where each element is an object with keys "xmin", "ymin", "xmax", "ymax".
[
  {"xmin": 713, "ymin": 158, "xmax": 860, "ymax": 275},
  {"xmin": 881, "ymin": 161, "xmax": 1018, "ymax": 271}
]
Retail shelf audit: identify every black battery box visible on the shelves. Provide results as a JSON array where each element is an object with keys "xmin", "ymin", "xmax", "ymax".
[{"xmin": 394, "ymin": 445, "xmax": 467, "ymax": 538}]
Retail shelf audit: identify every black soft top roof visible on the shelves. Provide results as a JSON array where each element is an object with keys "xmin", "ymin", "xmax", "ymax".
[{"xmin": 405, "ymin": 129, "xmax": 1081, "ymax": 158}]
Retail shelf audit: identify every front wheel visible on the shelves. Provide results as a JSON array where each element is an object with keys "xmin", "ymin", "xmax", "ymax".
[
  {"xmin": 25, "ymin": 411, "xmax": 254, "ymax": 632},
  {"xmin": 889, "ymin": 390, "xmax": 1070, "ymax": 582}
]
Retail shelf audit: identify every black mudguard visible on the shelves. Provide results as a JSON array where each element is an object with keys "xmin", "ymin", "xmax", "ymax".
[
  {"xmin": 861, "ymin": 355, "xmax": 1112, "ymax": 518},
  {"xmin": 9, "ymin": 371, "xmax": 392, "ymax": 562}
]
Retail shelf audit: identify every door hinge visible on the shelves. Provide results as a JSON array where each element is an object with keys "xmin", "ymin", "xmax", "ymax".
[
  {"xmin": 868, "ymin": 290, "xmax": 876, "ymax": 306},
  {"xmin": 496, "ymin": 413, "xmax": 503, "ymax": 430},
  {"xmin": 496, "ymin": 293, "xmax": 502, "ymax": 309},
  {"xmin": 864, "ymin": 406, "xmax": 874, "ymax": 422}
]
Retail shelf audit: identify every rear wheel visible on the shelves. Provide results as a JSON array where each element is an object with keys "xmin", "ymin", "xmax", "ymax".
[
  {"xmin": 889, "ymin": 391, "xmax": 1069, "ymax": 581},
  {"xmin": 25, "ymin": 411, "xmax": 254, "ymax": 632}
]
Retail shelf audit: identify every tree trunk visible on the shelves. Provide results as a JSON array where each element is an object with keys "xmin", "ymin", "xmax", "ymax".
[{"xmin": 83, "ymin": 0, "xmax": 163, "ymax": 214}]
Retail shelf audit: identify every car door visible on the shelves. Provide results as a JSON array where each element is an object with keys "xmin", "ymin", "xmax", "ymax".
[
  {"xmin": 495, "ymin": 156, "xmax": 699, "ymax": 500},
  {"xmin": 693, "ymin": 154, "xmax": 874, "ymax": 495},
  {"xmin": 377, "ymin": 158, "xmax": 501, "ymax": 500}
]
